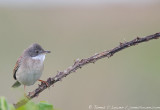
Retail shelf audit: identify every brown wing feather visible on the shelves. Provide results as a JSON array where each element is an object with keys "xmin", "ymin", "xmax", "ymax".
[{"xmin": 13, "ymin": 56, "xmax": 22, "ymax": 80}]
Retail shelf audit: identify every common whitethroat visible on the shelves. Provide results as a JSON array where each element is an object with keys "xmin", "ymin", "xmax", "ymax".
[{"xmin": 12, "ymin": 43, "xmax": 50, "ymax": 91}]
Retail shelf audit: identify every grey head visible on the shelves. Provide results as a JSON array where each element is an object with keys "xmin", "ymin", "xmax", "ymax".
[{"xmin": 25, "ymin": 43, "xmax": 51, "ymax": 57}]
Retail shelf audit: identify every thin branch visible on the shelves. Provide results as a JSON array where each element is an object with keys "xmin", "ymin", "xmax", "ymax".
[{"xmin": 14, "ymin": 32, "xmax": 160, "ymax": 108}]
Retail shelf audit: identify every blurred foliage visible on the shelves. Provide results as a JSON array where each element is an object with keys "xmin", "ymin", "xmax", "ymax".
[{"xmin": 0, "ymin": 97, "xmax": 54, "ymax": 110}]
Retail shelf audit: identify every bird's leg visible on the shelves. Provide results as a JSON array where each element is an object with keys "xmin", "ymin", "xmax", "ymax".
[
  {"xmin": 38, "ymin": 80, "xmax": 49, "ymax": 87},
  {"xmin": 24, "ymin": 85, "xmax": 27, "ymax": 97}
]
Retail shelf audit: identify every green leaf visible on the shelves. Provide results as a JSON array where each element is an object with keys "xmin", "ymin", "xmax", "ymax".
[
  {"xmin": 38, "ymin": 102, "xmax": 53, "ymax": 110},
  {"xmin": 9, "ymin": 105, "xmax": 15, "ymax": 110},
  {"xmin": 0, "ymin": 97, "xmax": 9, "ymax": 110},
  {"xmin": 16, "ymin": 101, "xmax": 54, "ymax": 110},
  {"xmin": 16, "ymin": 101, "xmax": 38, "ymax": 110},
  {"xmin": 0, "ymin": 97, "xmax": 54, "ymax": 110}
]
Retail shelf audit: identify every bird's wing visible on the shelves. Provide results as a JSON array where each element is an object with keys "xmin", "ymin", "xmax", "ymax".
[{"xmin": 13, "ymin": 56, "xmax": 22, "ymax": 80}]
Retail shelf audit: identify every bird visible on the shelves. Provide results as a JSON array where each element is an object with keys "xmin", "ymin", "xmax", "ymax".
[{"xmin": 12, "ymin": 43, "xmax": 50, "ymax": 91}]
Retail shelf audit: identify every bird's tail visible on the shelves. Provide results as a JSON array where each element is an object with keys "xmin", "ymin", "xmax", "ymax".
[{"xmin": 12, "ymin": 81, "xmax": 21, "ymax": 88}]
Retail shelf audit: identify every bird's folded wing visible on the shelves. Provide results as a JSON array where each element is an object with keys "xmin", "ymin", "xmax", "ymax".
[{"xmin": 13, "ymin": 56, "xmax": 22, "ymax": 80}]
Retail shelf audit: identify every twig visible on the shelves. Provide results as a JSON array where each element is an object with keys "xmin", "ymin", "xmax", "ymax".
[{"xmin": 13, "ymin": 32, "xmax": 160, "ymax": 108}]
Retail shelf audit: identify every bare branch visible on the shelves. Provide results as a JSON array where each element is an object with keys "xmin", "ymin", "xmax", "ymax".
[{"xmin": 14, "ymin": 32, "xmax": 160, "ymax": 108}]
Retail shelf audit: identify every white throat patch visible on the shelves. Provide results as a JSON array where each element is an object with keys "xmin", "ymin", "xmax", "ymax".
[{"xmin": 32, "ymin": 54, "xmax": 46, "ymax": 62}]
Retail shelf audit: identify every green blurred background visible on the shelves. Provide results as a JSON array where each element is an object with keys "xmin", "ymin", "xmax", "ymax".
[{"xmin": 0, "ymin": 0, "xmax": 160, "ymax": 110}]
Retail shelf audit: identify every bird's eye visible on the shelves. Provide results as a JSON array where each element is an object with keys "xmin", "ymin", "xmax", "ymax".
[{"xmin": 35, "ymin": 50, "xmax": 39, "ymax": 54}]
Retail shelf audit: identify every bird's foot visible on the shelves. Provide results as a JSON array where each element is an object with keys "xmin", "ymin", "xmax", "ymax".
[{"xmin": 38, "ymin": 80, "xmax": 49, "ymax": 87}]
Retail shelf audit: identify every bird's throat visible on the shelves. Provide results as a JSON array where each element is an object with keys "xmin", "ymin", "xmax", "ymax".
[{"xmin": 32, "ymin": 54, "xmax": 46, "ymax": 62}]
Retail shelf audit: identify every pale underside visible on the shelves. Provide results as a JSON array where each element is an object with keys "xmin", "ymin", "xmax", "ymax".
[{"xmin": 16, "ymin": 54, "xmax": 45, "ymax": 86}]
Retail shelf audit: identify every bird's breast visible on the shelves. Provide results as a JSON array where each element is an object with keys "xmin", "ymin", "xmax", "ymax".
[
  {"xmin": 16, "ymin": 57, "xmax": 44, "ymax": 86},
  {"xmin": 29, "ymin": 59, "xmax": 44, "ymax": 71}
]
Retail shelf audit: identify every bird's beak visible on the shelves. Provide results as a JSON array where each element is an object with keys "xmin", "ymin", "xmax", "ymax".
[{"xmin": 43, "ymin": 50, "xmax": 51, "ymax": 54}]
